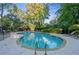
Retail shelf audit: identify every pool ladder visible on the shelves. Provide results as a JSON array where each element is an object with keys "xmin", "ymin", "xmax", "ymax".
[{"xmin": 34, "ymin": 42, "xmax": 47, "ymax": 55}]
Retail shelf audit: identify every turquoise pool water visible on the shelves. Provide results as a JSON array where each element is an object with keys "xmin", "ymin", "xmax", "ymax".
[{"xmin": 18, "ymin": 31, "xmax": 64, "ymax": 49}]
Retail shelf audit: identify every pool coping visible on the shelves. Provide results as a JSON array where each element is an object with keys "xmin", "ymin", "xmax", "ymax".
[{"xmin": 16, "ymin": 32, "xmax": 67, "ymax": 51}]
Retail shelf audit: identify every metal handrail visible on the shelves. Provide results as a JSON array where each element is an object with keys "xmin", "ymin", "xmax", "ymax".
[
  {"xmin": 44, "ymin": 43, "xmax": 47, "ymax": 55},
  {"xmin": 34, "ymin": 41, "xmax": 38, "ymax": 55}
]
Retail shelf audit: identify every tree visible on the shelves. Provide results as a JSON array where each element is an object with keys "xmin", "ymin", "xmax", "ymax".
[
  {"xmin": 10, "ymin": 6, "xmax": 26, "ymax": 20},
  {"xmin": 0, "ymin": 3, "xmax": 15, "ymax": 26},
  {"xmin": 25, "ymin": 3, "xmax": 49, "ymax": 25},
  {"xmin": 9, "ymin": 3, "xmax": 49, "ymax": 31},
  {"xmin": 56, "ymin": 4, "xmax": 79, "ymax": 33}
]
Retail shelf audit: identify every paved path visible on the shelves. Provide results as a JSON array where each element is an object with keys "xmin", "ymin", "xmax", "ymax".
[{"xmin": 0, "ymin": 32, "xmax": 79, "ymax": 55}]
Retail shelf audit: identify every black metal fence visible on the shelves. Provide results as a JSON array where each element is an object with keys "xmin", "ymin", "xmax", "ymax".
[{"xmin": 0, "ymin": 26, "xmax": 10, "ymax": 41}]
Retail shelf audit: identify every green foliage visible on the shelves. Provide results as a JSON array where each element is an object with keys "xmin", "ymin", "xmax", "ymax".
[
  {"xmin": 12, "ymin": 19, "xmax": 22, "ymax": 31},
  {"xmin": 56, "ymin": 4, "xmax": 79, "ymax": 33},
  {"xmin": 0, "ymin": 3, "xmax": 15, "ymax": 26},
  {"xmin": 2, "ymin": 16, "xmax": 22, "ymax": 32},
  {"xmin": 41, "ymin": 27, "xmax": 62, "ymax": 33},
  {"xmin": 40, "ymin": 23, "xmax": 63, "ymax": 33},
  {"xmin": 27, "ymin": 23, "xmax": 36, "ymax": 31},
  {"xmin": 20, "ymin": 23, "xmax": 28, "ymax": 30},
  {"xmin": 2, "ymin": 18, "xmax": 12, "ymax": 31},
  {"xmin": 50, "ymin": 28, "xmax": 62, "ymax": 33},
  {"xmin": 69, "ymin": 24, "xmax": 79, "ymax": 31},
  {"xmin": 26, "ymin": 3, "xmax": 49, "ymax": 24}
]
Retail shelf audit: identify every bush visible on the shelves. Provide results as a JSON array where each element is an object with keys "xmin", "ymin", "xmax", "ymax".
[
  {"xmin": 69, "ymin": 24, "xmax": 79, "ymax": 31},
  {"xmin": 41, "ymin": 27, "xmax": 63, "ymax": 34},
  {"xmin": 49, "ymin": 28, "xmax": 62, "ymax": 34},
  {"xmin": 27, "ymin": 23, "xmax": 36, "ymax": 31}
]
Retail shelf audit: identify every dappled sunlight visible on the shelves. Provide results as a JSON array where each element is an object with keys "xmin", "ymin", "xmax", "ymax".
[{"xmin": 27, "ymin": 33, "xmax": 35, "ymax": 40}]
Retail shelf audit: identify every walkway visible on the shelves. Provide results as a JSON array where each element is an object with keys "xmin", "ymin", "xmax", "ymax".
[{"xmin": 0, "ymin": 32, "xmax": 79, "ymax": 55}]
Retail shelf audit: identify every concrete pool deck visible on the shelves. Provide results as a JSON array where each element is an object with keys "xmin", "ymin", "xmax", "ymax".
[{"xmin": 0, "ymin": 32, "xmax": 79, "ymax": 55}]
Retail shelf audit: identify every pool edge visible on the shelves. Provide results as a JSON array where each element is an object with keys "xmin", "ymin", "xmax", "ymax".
[{"xmin": 16, "ymin": 33, "xmax": 67, "ymax": 51}]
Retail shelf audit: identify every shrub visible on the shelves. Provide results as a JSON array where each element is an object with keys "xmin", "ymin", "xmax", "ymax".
[
  {"xmin": 27, "ymin": 23, "xmax": 36, "ymax": 31},
  {"xmin": 49, "ymin": 28, "xmax": 63, "ymax": 34},
  {"xmin": 41, "ymin": 27, "xmax": 63, "ymax": 34},
  {"xmin": 69, "ymin": 24, "xmax": 79, "ymax": 31}
]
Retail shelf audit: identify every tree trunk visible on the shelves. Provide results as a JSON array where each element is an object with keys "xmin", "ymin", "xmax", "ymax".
[
  {"xmin": 1, "ymin": 4, "xmax": 4, "ymax": 25},
  {"xmin": 63, "ymin": 28, "xmax": 69, "ymax": 34},
  {"xmin": 1, "ymin": 4, "xmax": 4, "ymax": 40}
]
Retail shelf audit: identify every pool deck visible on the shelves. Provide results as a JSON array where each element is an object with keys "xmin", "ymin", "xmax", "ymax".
[{"xmin": 0, "ymin": 32, "xmax": 79, "ymax": 55}]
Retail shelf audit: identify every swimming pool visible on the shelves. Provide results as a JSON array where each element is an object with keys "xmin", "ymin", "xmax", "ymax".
[{"xmin": 17, "ymin": 31, "xmax": 65, "ymax": 50}]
